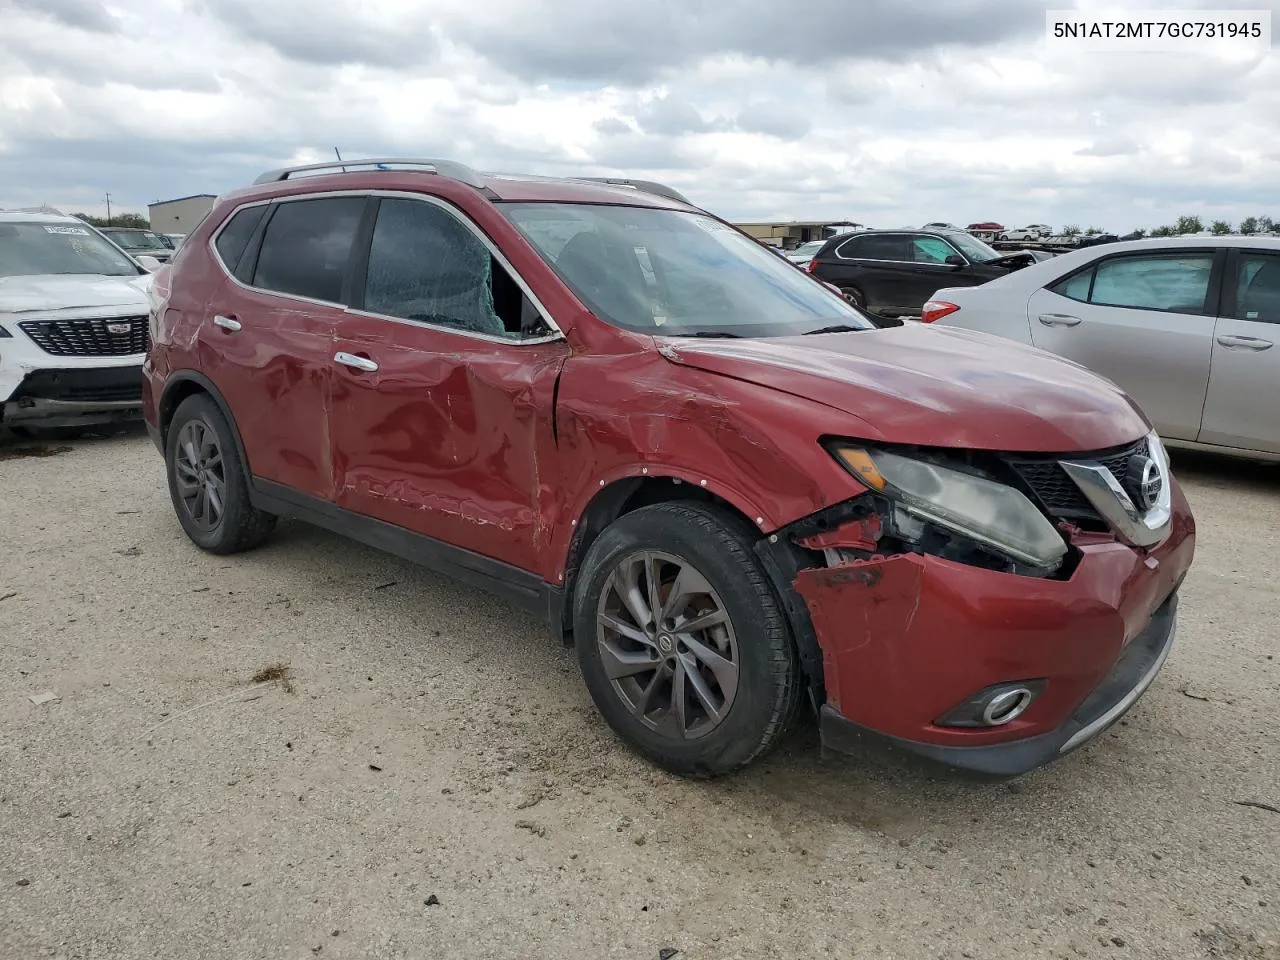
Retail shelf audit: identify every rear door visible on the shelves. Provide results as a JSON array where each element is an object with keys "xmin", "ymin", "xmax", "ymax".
[
  {"xmin": 1197, "ymin": 248, "xmax": 1280, "ymax": 453},
  {"xmin": 1025, "ymin": 248, "xmax": 1221, "ymax": 442},
  {"xmin": 203, "ymin": 195, "xmax": 367, "ymax": 500}
]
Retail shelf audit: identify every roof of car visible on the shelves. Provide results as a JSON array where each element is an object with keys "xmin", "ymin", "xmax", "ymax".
[
  {"xmin": 0, "ymin": 211, "xmax": 87, "ymax": 225},
  {"xmin": 219, "ymin": 159, "xmax": 701, "ymax": 213}
]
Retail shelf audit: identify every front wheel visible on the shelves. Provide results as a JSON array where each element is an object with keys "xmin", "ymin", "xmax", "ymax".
[
  {"xmin": 573, "ymin": 502, "xmax": 802, "ymax": 777},
  {"xmin": 165, "ymin": 393, "xmax": 276, "ymax": 554}
]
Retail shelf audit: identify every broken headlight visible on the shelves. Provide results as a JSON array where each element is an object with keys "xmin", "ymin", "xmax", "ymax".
[{"xmin": 829, "ymin": 445, "xmax": 1067, "ymax": 573}]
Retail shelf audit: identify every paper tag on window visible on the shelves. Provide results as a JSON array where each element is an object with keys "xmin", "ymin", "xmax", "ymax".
[{"xmin": 44, "ymin": 225, "xmax": 90, "ymax": 235}]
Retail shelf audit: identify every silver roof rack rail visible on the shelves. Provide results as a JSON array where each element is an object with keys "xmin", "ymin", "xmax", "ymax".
[
  {"xmin": 252, "ymin": 157, "xmax": 486, "ymax": 188},
  {"xmin": 572, "ymin": 177, "xmax": 693, "ymax": 206}
]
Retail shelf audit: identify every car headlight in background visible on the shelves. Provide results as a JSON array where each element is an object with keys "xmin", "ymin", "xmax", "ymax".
[{"xmin": 829, "ymin": 444, "xmax": 1068, "ymax": 572}]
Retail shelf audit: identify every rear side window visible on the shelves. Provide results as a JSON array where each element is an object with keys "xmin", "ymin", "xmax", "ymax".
[
  {"xmin": 213, "ymin": 205, "xmax": 267, "ymax": 275},
  {"xmin": 360, "ymin": 198, "xmax": 545, "ymax": 340},
  {"xmin": 1050, "ymin": 253, "xmax": 1214, "ymax": 314},
  {"xmin": 252, "ymin": 197, "xmax": 365, "ymax": 303},
  {"xmin": 839, "ymin": 234, "xmax": 910, "ymax": 260},
  {"xmin": 1232, "ymin": 253, "xmax": 1280, "ymax": 324}
]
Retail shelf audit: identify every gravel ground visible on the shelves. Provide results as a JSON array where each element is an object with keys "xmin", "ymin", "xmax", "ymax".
[{"xmin": 2, "ymin": 426, "xmax": 1277, "ymax": 960}]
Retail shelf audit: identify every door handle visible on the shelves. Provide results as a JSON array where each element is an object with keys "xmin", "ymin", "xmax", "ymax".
[
  {"xmin": 213, "ymin": 315, "xmax": 241, "ymax": 332},
  {"xmin": 334, "ymin": 351, "xmax": 379, "ymax": 373},
  {"xmin": 1216, "ymin": 334, "xmax": 1273, "ymax": 351},
  {"xmin": 1038, "ymin": 313, "xmax": 1082, "ymax": 327}
]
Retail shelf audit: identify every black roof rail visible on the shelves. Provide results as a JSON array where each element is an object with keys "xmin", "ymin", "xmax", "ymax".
[
  {"xmin": 572, "ymin": 177, "xmax": 693, "ymax": 206},
  {"xmin": 252, "ymin": 157, "xmax": 486, "ymax": 188}
]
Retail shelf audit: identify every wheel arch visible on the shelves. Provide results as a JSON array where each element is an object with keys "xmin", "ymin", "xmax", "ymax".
[
  {"xmin": 158, "ymin": 371, "xmax": 253, "ymax": 482},
  {"xmin": 558, "ymin": 474, "xmax": 826, "ymax": 707}
]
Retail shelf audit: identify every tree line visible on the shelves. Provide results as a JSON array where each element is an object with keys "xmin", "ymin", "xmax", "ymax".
[
  {"xmin": 71, "ymin": 212, "xmax": 151, "ymax": 229},
  {"xmin": 1057, "ymin": 215, "xmax": 1277, "ymax": 239}
]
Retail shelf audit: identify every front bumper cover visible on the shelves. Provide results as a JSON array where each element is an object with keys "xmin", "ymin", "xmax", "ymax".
[{"xmin": 818, "ymin": 592, "xmax": 1179, "ymax": 779}]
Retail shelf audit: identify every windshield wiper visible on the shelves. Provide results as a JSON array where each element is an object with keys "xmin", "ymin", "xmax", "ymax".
[
  {"xmin": 669, "ymin": 330, "xmax": 742, "ymax": 338},
  {"xmin": 802, "ymin": 324, "xmax": 864, "ymax": 336}
]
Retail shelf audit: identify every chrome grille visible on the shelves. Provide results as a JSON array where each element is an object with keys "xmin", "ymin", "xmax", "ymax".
[
  {"xmin": 1006, "ymin": 438, "xmax": 1149, "ymax": 522},
  {"xmin": 18, "ymin": 316, "xmax": 149, "ymax": 357}
]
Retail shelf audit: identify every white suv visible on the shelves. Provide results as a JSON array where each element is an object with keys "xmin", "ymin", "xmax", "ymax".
[{"xmin": 0, "ymin": 212, "xmax": 156, "ymax": 438}]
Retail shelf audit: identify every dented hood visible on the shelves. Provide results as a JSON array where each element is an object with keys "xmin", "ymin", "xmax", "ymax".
[
  {"xmin": 659, "ymin": 324, "xmax": 1150, "ymax": 453},
  {"xmin": 0, "ymin": 273, "xmax": 152, "ymax": 314}
]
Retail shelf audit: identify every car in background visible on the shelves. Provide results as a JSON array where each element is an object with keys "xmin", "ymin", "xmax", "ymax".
[
  {"xmin": 925, "ymin": 236, "xmax": 1280, "ymax": 460},
  {"xmin": 999, "ymin": 224, "xmax": 1054, "ymax": 242},
  {"xmin": 967, "ymin": 222, "xmax": 1004, "ymax": 233},
  {"xmin": 161, "ymin": 233, "xmax": 186, "ymax": 250},
  {"xmin": 805, "ymin": 227, "xmax": 1043, "ymax": 319},
  {"xmin": 142, "ymin": 156, "xmax": 1192, "ymax": 781},
  {"xmin": 785, "ymin": 239, "xmax": 826, "ymax": 267},
  {"xmin": 923, "ymin": 222, "xmax": 961, "ymax": 231},
  {"xmin": 0, "ymin": 211, "xmax": 154, "ymax": 438},
  {"xmin": 99, "ymin": 227, "xmax": 174, "ymax": 264}
]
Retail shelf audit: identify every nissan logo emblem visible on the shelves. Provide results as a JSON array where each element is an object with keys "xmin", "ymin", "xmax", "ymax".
[{"xmin": 1126, "ymin": 454, "xmax": 1164, "ymax": 511}]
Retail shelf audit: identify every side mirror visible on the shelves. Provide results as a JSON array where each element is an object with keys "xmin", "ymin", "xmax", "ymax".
[
  {"xmin": 136, "ymin": 255, "xmax": 162, "ymax": 272},
  {"xmin": 944, "ymin": 254, "xmax": 967, "ymax": 268}
]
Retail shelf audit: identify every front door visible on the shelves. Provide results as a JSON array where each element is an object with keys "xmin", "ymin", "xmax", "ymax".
[
  {"xmin": 1198, "ymin": 249, "xmax": 1280, "ymax": 453},
  {"xmin": 329, "ymin": 195, "xmax": 569, "ymax": 574},
  {"xmin": 202, "ymin": 195, "xmax": 367, "ymax": 500},
  {"xmin": 1026, "ymin": 248, "xmax": 1220, "ymax": 443}
]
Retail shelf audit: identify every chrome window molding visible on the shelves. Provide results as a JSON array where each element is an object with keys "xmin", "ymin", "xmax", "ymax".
[
  {"xmin": 833, "ymin": 232, "xmax": 967, "ymax": 266},
  {"xmin": 205, "ymin": 189, "xmax": 566, "ymax": 347}
]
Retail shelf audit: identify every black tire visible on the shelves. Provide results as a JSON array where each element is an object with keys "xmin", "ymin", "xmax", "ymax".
[
  {"xmin": 839, "ymin": 285, "xmax": 866, "ymax": 309},
  {"xmin": 573, "ymin": 501, "xmax": 802, "ymax": 777},
  {"xmin": 165, "ymin": 393, "xmax": 276, "ymax": 554}
]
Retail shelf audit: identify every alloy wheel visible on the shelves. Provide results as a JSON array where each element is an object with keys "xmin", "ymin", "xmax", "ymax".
[
  {"xmin": 595, "ymin": 550, "xmax": 740, "ymax": 740},
  {"xmin": 174, "ymin": 419, "xmax": 226, "ymax": 532}
]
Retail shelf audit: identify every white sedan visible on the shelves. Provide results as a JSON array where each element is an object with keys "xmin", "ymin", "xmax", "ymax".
[{"xmin": 924, "ymin": 235, "xmax": 1280, "ymax": 460}]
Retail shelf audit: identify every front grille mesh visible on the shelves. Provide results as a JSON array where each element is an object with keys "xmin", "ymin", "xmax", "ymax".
[
  {"xmin": 1006, "ymin": 438, "xmax": 1148, "ymax": 522},
  {"xmin": 19, "ymin": 316, "xmax": 149, "ymax": 357}
]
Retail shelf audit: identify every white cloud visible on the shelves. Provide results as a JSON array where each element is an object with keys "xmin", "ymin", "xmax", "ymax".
[{"xmin": 0, "ymin": 0, "xmax": 1277, "ymax": 232}]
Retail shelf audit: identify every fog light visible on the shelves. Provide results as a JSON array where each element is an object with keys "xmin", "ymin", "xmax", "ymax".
[
  {"xmin": 936, "ymin": 680, "xmax": 1044, "ymax": 728},
  {"xmin": 981, "ymin": 687, "xmax": 1034, "ymax": 725}
]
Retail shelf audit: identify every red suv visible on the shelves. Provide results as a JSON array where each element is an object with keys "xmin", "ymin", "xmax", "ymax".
[{"xmin": 142, "ymin": 158, "xmax": 1195, "ymax": 778}]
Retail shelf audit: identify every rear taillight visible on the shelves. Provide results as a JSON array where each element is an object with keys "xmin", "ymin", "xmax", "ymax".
[
  {"xmin": 805, "ymin": 258, "xmax": 819, "ymax": 274},
  {"xmin": 921, "ymin": 300, "xmax": 959, "ymax": 323}
]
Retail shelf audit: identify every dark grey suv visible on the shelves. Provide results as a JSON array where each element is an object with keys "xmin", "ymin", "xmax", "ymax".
[{"xmin": 806, "ymin": 228, "xmax": 1035, "ymax": 319}]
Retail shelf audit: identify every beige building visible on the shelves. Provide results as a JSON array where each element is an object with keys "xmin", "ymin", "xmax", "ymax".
[
  {"xmin": 148, "ymin": 194, "xmax": 217, "ymax": 236},
  {"xmin": 734, "ymin": 220, "xmax": 865, "ymax": 250}
]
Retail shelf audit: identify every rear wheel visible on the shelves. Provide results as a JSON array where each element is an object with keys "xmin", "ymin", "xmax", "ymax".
[
  {"xmin": 573, "ymin": 502, "xmax": 802, "ymax": 777},
  {"xmin": 165, "ymin": 393, "xmax": 276, "ymax": 554},
  {"xmin": 839, "ymin": 285, "xmax": 866, "ymax": 309}
]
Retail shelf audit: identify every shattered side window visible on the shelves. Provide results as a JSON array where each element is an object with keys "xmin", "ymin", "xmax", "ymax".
[{"xmin": 362, "ymin": 199, "xmax": 512, "ymax": 338}]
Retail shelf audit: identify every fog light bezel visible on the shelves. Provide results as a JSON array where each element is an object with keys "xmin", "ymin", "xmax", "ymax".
[{"xmin": 935, "ymin": 680, "xmax": 1046, "ymax": 728}]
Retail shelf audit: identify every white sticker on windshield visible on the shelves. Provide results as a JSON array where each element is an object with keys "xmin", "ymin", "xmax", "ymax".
[
  {"xmin": 689, "ymin": 215, "xmax": 733, "ymax": 234},
  {"xmin": 44, "ymin": 225, "xmax": 90, "ymax": 235}
]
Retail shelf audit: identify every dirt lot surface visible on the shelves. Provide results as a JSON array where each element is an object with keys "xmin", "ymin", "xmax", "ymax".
[{"xmin": 2, "ymin": 427, "xmax": 1278, "ymax": 960}]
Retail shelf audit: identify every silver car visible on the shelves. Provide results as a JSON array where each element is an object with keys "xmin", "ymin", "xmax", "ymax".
[{"xmin": 926, "ymin": 235, "xmax": 1280, "ymax": 460}]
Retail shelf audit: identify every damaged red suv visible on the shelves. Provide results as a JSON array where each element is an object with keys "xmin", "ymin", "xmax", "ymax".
[{"xmin": 142, "ymin": 158, "xmax": 1195, "ymax": 778}]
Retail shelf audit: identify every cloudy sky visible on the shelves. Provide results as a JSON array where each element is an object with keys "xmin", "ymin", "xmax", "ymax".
[{"xmin": 1, "ymin": 0, "xmax": 1277, "ymax": 232}]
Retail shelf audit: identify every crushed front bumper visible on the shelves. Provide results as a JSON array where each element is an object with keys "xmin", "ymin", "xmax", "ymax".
[
  {"xmin": 2, "ymin": 367, "xmax": 144, "ymax": 427},
  {"xmin": 793, "ymin": 484, "xmax": 1195, "ymax": 779},
  {"xmin": 818, "ymin": 592, "xmax": 1178, "ymax": 778}
]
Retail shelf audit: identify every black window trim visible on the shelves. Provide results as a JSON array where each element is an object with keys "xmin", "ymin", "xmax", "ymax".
[
  {"xmin": 833, "ymin": 231, "xmax": 966, "ymax": 266},
  {"xmin": 1044, "ymin": 246, "xmax": 1227, "ymax": 318},
  {"xmin": 207, "ymin": 189, "xmax": 563, "ymax": 346},
  {"xmin": 1222, "ymin": 247, "xmax": 1280, "ymax": 325}
]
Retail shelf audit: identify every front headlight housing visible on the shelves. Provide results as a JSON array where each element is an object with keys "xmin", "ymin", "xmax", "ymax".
[{"xmin": 830, "ymin": 444, "xmax": 1068, "ymax": 573}]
